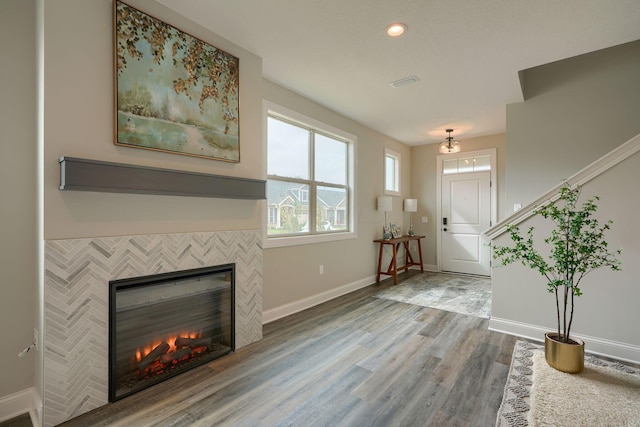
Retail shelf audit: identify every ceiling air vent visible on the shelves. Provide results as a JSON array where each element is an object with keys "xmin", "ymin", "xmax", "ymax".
[{"xmin": 389, "ymin": 75, "xmax": 419, "ymax": 88}]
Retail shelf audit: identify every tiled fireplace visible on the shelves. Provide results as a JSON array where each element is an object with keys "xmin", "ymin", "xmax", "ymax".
[
  {"xmin": 43, "ymin": 230, "xmax": 262, "ymax": 427},
  {"xmin": 109, "ymin": 263, "xmax": 235, "ymax": 402}
]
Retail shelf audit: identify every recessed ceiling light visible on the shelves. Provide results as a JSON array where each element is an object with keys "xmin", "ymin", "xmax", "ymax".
[{"xmin": 386, "ymin": 23, "xmax": 407, "ymax": 37}]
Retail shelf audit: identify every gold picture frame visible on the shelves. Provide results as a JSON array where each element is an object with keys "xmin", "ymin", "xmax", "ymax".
[{"xmin": 114, "ymin": 1, "xmax": 240, "ymax": 162}]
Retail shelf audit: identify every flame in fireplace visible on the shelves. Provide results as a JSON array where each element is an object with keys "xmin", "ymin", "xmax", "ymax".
[{"xmin": 135, "ymin": 330, "xmax": 202, "ymax": 363}]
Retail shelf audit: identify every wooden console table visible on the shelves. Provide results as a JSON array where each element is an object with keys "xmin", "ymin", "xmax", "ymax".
[{"xmin": 374, "ymin": 235, "xmax": 425, "ymax": 285}]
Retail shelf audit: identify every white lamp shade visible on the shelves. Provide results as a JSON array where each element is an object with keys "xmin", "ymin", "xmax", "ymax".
[
  {"xmin": 377, "ymin": 196, "xmax": 392, "ymax": 212},
  {"xmin": 404, "ymin": 199, "xmax": 418, "ymax": 212}
]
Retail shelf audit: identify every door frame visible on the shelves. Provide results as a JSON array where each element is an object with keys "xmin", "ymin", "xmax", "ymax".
[{"xmin": 436, "ymin": 148, "xmax": 497, "ymax": 274}]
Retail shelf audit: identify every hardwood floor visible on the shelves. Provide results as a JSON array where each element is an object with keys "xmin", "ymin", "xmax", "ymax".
[{"xmin": 60, "ymin": 271, "xmax": 517, "ymax": 427}]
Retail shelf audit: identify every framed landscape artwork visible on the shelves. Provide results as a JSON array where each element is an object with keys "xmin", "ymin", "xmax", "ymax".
[{"xmin": 114, "ymin": 1, "xmax": 240, "ymax": 162}]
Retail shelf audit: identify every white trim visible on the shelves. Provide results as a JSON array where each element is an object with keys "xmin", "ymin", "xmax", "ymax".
[
  {"xmin": 263, "ymin": 100, "xmax": 357, "ymax": 143},
  {"xmin": 384, "ymin": 147, "xmax": 401, "ymax": 196},
  {"xmin": 436, "ymin": 148, "xmax": 497, "ymax": 272},
  {"xmin": 489, "ymin": 317, "xmax": 640, "ymax": 364},
  {"xmin": 262, "ymin": 265, "xmax": 438, "ymax": 324},
  {"xmin": 408, "ymin": 263, "xmax": 438, "ymax": 272},
  {"xmin": 264, "ymin": 230, "xmax": 357, "ymax": 248},
  {"xmin": 0, "ymin": 387, "xmax": 40, "ymax": 425},
  {"xmin": 31, "ymin": 389, "xmax": 41, "ymax": 427},
  {"xmin": 486, "ymin": 132, "xmax": 640, "ymax": 239},
  {"xmin": 262, "ymin": 100, "xmax": 358, "ymax": 248},
  {"xmin": 422, "ymin": 263, "xmax": 438, "ymax": 272},
  {"xmin": 262, "ymin": 275, "xmax": 375, "ymax": 324}
]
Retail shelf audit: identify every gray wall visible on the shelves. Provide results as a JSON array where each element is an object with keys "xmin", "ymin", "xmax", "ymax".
[
  {"xmin": 43, "ymin": 0, "xmax": 264, "ymax": 240},
  {"xmin": 0, "ymin": 0, "xmax": 38, "ymax": 400},
  {"xmin": 1, "ymin": 0, "xmax": 414, "ymax": 407},
  {"xmin": 410, "ymin": 133, "xmax": 506, "ymax": 268},
  {"xmin": 492, "ymin": 150, "xmax": 640, "ymax": 357},
  {"xmin": 506, "ymin": 40, "xmax": 640, "ymax": 210},
  {"xmin": 262, "ymin": 80, "xmax": 411, "ymax": 314},
  {"xmin": 494, "ymin": 40, "xmax": 640, "ymax": 361},
  {"xmin": 7, "ymin": 0, "xmax": 637, "ymax": 411},
  {"xmin": 1, "ymin": 0, "xmax": 266, "ymax": 413}
]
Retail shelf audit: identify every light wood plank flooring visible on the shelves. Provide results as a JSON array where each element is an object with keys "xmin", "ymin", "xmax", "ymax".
[{"xmin": 60, "ymin": 271, "xmax": 517, "ymax": 427}]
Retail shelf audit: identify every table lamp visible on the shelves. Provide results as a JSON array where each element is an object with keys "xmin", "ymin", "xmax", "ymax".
[
  {"xmin": 378, "ymin": 196, "xmax": 392, "ymax": 239},
  {"xmin": 404, "ymin": 198, "xmax": 417, "ymax": 236}
]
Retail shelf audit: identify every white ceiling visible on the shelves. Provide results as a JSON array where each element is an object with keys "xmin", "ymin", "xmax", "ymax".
[{"xmin": 157, "ymin": 0, "xmax": 640, "ymax": 146}]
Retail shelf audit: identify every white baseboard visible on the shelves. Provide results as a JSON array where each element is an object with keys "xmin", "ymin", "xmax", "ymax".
[
  {"xmin": 406, "ymin": 264, "xmax": 437, "ymax": 272},
  {"xmin": 423, "ymin": 264, "xmax": 438, "ymax": 272},
  {"xmin": 31, "ymin": 388, "xmax": 41, "ymax": 427},
  {"xmin": 262, "ymin": 267, "xmax": 439, "ymax": 325},
  {"xmin": 0, "ymin": 387, "xmax": 41, "ymax": 426},
  {"xmin": 263, "ymin": 275, "xmax": 376, "ymax": 324},
  {"xmin": 489, "ymin": 317, "xmax": 640, "ymax": 364}
]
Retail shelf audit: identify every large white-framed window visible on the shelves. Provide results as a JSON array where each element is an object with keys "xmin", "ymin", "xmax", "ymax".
[
  {"xmin": 263, "ymin": 101, "xmax": 357, "ymax": 248},
  {"xmin": 384, "ymin": 148, "xmax": 401, "ymax": 196}
]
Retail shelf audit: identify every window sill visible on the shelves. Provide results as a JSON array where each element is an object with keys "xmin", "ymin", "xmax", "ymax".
[{"xmin": 264, "ymin": 230, "xmax": 357, "ymax": 248}]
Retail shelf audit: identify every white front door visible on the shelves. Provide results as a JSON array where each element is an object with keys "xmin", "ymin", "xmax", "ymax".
[{"xmin": 441, "ymin": 171, "xmax": 491, "ymax": 276}]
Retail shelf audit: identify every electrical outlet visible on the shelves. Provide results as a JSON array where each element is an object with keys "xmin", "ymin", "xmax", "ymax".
[
  {"xmin": 319, "ymin": 265, "xmax": 324, "ymax": 275},
  {"xmin": 34, "ymin": 328, "xmax": 38, "ymax": 352},
  {"xmin": 421, "ymin": 216, "xmax": 428, "ymax": 223}
]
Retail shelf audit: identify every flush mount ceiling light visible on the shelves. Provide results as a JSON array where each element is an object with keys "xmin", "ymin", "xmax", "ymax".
[
  {"xmin": 439, "ymin": 129, "xmax": 461, "ymax": 154},
  {"xmin": 386, "ymin": 23, "xmax": 407, "ymax": 37}
]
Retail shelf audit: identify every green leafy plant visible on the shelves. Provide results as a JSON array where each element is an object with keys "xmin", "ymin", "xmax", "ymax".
[{"xmin": 491, "ymin": 183, "xmax": 622, "ymax": 343}]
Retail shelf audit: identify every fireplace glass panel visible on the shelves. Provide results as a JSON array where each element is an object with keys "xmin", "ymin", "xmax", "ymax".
[{"xmin": 109, "ymin": 264, "xmax": 234, "ymax": 401}]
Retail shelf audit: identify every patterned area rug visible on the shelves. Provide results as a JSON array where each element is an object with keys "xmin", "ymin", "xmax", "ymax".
[
  {"xmin": 373, "ymin": 272, "xmax": 491, "ymax": 318},
  {"xmin": 497, "ymin": 340, "xmax": 640, "ymax": 427}
]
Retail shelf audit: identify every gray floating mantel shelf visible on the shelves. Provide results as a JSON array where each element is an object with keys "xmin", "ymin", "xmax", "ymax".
[{"xmin": 59, "ymin": 157, "xmax": 266, "ymax": 200}]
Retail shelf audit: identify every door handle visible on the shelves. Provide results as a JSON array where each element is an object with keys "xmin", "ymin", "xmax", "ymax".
[{"xmin": 443, "ymin": 228, "xmax": 448, "ymax": 232}]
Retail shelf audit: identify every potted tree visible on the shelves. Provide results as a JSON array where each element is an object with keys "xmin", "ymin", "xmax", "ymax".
[{"xmin": 491, "ymin": 183, "xmax": 622, "ymax": 373}]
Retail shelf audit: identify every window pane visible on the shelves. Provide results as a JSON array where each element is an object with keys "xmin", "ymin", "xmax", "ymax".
[
  {"xmin": 458, "ymin": 156, "xmax": 474, "ymax": 173},
  {"xmin": 267, "ymin": 180, "xmax": 310, "ymax": 235},
  {"xmin": 315, "ymin": 134, "xmax": 346, "ymax": 185},
  {"xmin": 316, "ymin": 186, "xmax": 347, "ymax": 232},
  {"xmin": 267, "ymin": 117, "xmax": 309, "ymax": 179},
  {"xmin": 443, "ymin": 155, "xmax": 491, "ymax": 174},
  {"xmin": 266, "ymin": 105, "xmax": 354, "ymax": 242},
  {"xmin": 473, "ymin": 155, "xmax": 491, "ymax": 171},
  {"xmin": 385, "ymin": 155, "xmax": 398, "ymax": 191},
  {"xmin": 443, "ymin": 159, "xmax": 458, "ymax": 174},
  {"xmin": 268, "ymin": 206, "xmax": 277, "ymax": 224}
]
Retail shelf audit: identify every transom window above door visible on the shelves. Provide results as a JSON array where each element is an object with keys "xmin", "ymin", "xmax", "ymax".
[{"xmin": 442, "ymin": 154, "xmax": 491, "ymax": 174}]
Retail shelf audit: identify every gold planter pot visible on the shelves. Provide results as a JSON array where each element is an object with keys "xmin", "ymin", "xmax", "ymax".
[{"xmin": 544, "ymin": 332, "xmax": 585, "ymax": 374}]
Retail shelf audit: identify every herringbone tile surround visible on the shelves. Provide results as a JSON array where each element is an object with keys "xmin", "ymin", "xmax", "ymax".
[{"xmin": 43, "ymin": 230, "xmax": 263, "ymax": 427}]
